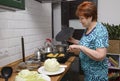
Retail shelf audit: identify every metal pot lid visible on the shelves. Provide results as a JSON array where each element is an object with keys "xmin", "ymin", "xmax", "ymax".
[{"xmin": 55, "ymin": 27, "xmax": 74, "ymax": 41}]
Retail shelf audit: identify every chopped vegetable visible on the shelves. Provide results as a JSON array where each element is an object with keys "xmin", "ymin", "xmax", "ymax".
[{"xmin": 15, "ymin": 69, "xmax": 46, "ymax": 81}]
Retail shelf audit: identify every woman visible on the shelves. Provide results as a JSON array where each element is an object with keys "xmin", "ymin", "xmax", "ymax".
[{"xmin": 68, "ymin": 1, "xmax": 109, "ymax": 81}]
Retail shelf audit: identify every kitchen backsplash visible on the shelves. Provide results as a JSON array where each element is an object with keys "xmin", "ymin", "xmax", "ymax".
[{"xmin": 0, "ymin": 0, "xmax": 52, "ymax": 66}]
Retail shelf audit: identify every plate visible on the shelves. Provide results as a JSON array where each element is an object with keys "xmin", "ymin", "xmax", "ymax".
[
  {"xmin": 39, "ymin": 74, "xmax": 51, "ymax": 81},
  {"xmin": 38, "ymin": 66, "xmax": 65, "ymax": 75}
]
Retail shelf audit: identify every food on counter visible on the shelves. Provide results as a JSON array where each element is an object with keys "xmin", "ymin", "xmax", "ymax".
[
  {"xmin": 44, "ymin": 58, "xmax": 60, "ymax": 72},
  {"xmin": 15, "ymin": 69, "xmax": 46, "ymax": 81},
  {"xmin": 47, "ymin": 53, "xmax": 65, "ymax": 58},
  {"xmin": 58, "ymin": 53, "xmax": 65, "ymax": 57},
  {"xmin": 17, "ymin": 62, "xmax": 27, "ymax": 69},
  {"xmin": 47, "ymin": 53, "xmax": 58, "ymax": 58}
]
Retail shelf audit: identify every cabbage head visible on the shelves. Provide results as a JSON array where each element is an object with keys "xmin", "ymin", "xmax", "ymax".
[{"xmin": 44, "ymin": 58, "xmax": 60, "ymax": 72}]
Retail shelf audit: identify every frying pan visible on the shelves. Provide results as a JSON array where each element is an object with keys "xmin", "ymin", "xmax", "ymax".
[
  {"xmin": 55, "ymin": 27, "xmax": 74, "ymax": 41},
  {"xmin": 1, "ymin": 66, "xmax": 13, "ymax": 81}
]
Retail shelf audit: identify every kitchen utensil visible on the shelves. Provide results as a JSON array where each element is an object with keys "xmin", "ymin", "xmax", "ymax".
[
  {"xmin": 44, "ymin": 46, "xmax": 53, "ymax": 53},
  {"xmin": 55, "ymin": 27, "xmax": 74, "ymax": 41},
  {"xmin": 44, "ymin": 38, "xmax": 54, "ymax": 53},
  {"xmin": 21, "ymin": 36, "xmax": 25, "ymax": 62},
  {"xmin": 1, "ymin": 66, "xmax": 13, "ymax": 81},
  {"xmin": 55, "ymin": 44, "xmax": 68, "ymax": 53},
  {"xmin": 34, "ymin": 48, "xmax": 42, "ymax": 60}
]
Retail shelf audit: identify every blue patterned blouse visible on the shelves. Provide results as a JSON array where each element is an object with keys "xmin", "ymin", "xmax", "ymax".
[{"xmin": 79, "ymin": 22, "xmax": 109, "ymax": 81}]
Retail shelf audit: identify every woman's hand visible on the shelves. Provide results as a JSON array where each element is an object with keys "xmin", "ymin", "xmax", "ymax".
[{"xmin": 68, "ymin": 45, "xmax": 81, "ymax": 55}]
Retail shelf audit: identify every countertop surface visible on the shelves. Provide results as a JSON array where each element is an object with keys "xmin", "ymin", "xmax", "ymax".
[{"xmin": 0, "ymin": 56, "xmax": 76, "ymax": 81}]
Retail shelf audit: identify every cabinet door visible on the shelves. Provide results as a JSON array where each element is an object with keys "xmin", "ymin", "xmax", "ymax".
[
  {"xmin": 69, "ymin": 0, "xmax": 98, "ymax": 19},
  {"xmin": 69, "ymin": 1, "xmax": 82, "ymax": 19},
  {"xmin": 61, "ymin": 1, "xmax": 69, "ymax": 27},
  {"xmin": 0, "ymin": 0, "xmax": 25, "ymax": 10}
]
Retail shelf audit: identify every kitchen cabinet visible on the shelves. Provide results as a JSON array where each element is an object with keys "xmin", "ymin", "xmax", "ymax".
[
  {"xmin": 61, "ymin": 0, "xmax": 98, "ymax": 20},
  {"xmin": 61, "ymin": 1, "xmax": 69, "ymax": 27},
  {"xmin": 69, "ymin": 0, "xmax": 98, "ymax": 19},
  {"xmin": 68, "ymin": 1, "xmax": 82, "ymax": 19},
  {"xmin": 0, "ymin": 0, "xmax": 25, "ymax": 11},
  {"xmin": 61, "ymin": 0, "xmax": 98, "ymax": 27},
  {"xmin": 61, "ymin": 57, "xmax": 80, "ymax": 81}
]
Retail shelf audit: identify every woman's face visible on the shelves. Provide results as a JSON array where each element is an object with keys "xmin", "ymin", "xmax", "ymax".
[{"xmin": 79, "ymin": 16, "xmax": 92, "ymax": 28}]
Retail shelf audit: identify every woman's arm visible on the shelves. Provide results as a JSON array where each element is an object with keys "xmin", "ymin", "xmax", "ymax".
[
  {"xmin": 67, "ymin": 37, "xmax": 79, "ymax": 45},
  {"xmin": 68, "ymin": 45, "xmax": 107, "ymax": 61}
]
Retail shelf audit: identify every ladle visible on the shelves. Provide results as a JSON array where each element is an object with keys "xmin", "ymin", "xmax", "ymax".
[{"xmin": 1, "ymin": 66, "xmax": 13, "ymax": 81}]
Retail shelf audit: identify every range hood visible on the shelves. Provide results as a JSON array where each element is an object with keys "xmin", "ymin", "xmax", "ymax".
[{"xmin": 35, "ymin": 0, "xmax": 75, "ymax": 3}]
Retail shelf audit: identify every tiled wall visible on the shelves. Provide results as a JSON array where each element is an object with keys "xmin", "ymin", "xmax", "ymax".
[{"xmin": 0, "ymin": 0, "xmax": 52, "ymax": 66}]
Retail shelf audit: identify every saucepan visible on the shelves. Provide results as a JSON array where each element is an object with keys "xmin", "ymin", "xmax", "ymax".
[
  {"xmin": 1, "ymin": 66, "xmax": 13, "ymax": 81},
  {"xmin": 55, "ymin": 27, "xmax": 74, "ymax": 53},
  {"xmin": 55, "ymin": 44, "xmax": 68, "ymax": 53}
]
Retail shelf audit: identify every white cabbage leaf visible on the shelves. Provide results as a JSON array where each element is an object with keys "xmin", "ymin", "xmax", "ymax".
[{"xmin": 15, "ymin": 69, "xmax": 46, "ymax": 81}]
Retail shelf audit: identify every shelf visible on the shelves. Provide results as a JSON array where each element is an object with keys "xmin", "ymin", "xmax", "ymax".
[
  {"xmin": 109, "ymin": 66, "xmax": 120, "ymax": 70},
  {"xmin": 107, "ymin": 53, "xmax": 120, "ymax": 70},
  {"xmin": 107, "ymin": 53, "xmax": 120, "ymax": 55}
]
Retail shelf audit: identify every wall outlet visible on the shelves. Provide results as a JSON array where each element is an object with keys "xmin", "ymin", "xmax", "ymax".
[
  {"xmin": 0, "ymin": 49, "xmax": 6, "ymax": 59},
  {"xmin": 0, "ymin": 48, "xmax": 9, "ymax": 57}
]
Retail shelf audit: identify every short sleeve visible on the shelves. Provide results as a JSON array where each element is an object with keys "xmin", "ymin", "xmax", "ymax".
[{"xmin": 95, "ymin": 27, "xmax": 109, "ymax": 48}]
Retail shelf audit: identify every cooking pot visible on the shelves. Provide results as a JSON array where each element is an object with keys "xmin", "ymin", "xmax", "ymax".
[
  {"xmin": 44, "ymin": 46, "xmax": 53, "ymax": 53},
  {"xmin": 55, "ymin": 44, "xmax": 68, "ymax": 53}
]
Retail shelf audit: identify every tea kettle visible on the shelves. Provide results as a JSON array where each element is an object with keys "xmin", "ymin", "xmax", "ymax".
[{"xmin": 44, "ymin": 38, "xmax": 54, "ymax": 53}]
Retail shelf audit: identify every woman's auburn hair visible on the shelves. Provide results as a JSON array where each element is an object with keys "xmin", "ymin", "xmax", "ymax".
[{"xmin": 76, "ymin": 1, "xmax": 97, "ymax": 21}]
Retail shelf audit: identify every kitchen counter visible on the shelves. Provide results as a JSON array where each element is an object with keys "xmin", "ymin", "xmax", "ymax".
[{"xmin": 0, "ymin": 56, "xmax": 76, "ymax": 81}]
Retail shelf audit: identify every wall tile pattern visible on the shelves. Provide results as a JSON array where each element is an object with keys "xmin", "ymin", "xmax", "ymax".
[{"xmin": 0, "ymin": 0, "xmax": 52, "ymax": 66}]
